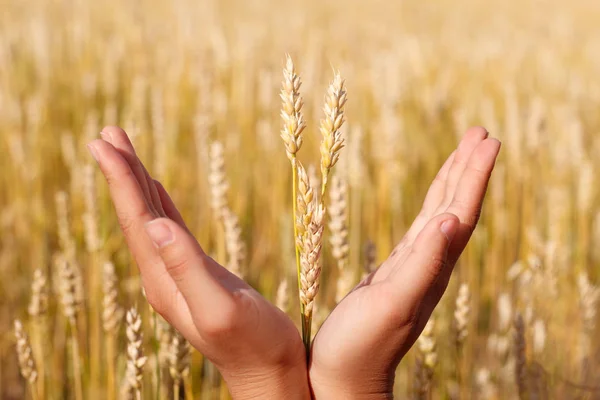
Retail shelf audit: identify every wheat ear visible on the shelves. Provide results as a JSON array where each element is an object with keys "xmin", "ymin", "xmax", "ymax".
[
  {"xmin": 329, "ymin": 175, "xmax": 352, "ymax": 303},
  {"xmin": 124, "ymin": 308, "xmax": 147, "ymax": 400},
  {"xmin": 453, "ymin": 282, "xmax": 470, "ymax": 394},
  {"xmin": 319, "ymin": 71, "xmax": 347, "ymax": 196},
  {"xmin": 28, "ymin": 268, "xmax": 47, "ymax": 399},
  {"xmin": 223, "ymin": 207, "xmax": 246, "ymax": 278},
  {"xmin": 57, "ymin": 256, "xmax": 83, "ymax": 400},
  {"xmin": 169, "ymin": 330, "xmax": 191, "ymax": 399},
  {"xmin": 14, "ymin": 320, "xmax": 39, "ymax": 400},
  {"xmin": 279, "ymin": 55, "xmax": 308, "ymax": 351},
  {"xmin": 415, "ymin": 317, "xmax": 437, "ymax": 400}
]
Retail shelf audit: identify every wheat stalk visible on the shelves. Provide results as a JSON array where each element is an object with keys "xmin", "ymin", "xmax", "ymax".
[
  {"xmin": 14, "ymin": 320, "xmax": 39, "ymax": 400},
  {"xmin": 514, "ymin": 313, "xmax": 527, "ymax": 400},
  {"xmin": 124, "ymin": 308, "xmax": 147, "ymax": 400},
  {"xmin": 103, "ymin": 262, "xmax": 123, "ymax": 400},
  {"xmin": 27, "ymin": 268, "xmax": 47, "ymax": 399}
]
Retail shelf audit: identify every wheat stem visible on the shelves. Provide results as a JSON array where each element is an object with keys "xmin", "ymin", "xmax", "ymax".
[{"xmin": 70, "ymin": 320, "xmax": 83, "ymax": 400}]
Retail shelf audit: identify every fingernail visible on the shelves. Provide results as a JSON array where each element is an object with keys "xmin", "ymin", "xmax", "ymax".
[
  {"xmin": 144, "ymin": 220, "xmax": 174, "ymax": 248},
  {"xmin": 87, "ymin": 144, "xmax": 100, "ymax": 163},
  {"xmin": 100, "ymin": 131, "xmax": 111, "ymax": 142},
  {"xmin": 440, "ymin": 219, "xmax": 458, "ymax": 241}
]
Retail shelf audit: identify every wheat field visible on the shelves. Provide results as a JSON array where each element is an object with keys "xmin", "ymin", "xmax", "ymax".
[{"xmin": 1, "ymin": 0, "xmax": 600, "ymax": 398}]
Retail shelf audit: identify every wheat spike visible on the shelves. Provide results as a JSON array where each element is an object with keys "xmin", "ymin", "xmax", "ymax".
[
  {"xmin": 28, "ymin": 269, "xmax": 48, "ymax": 319},
  {"xmin": 279, "ymin": 55, "xmax": 306, "ymax": 162},
  {"xmin": 329, "ymin": 175, "xmax": 352, "ymax": 302},
  {"xmin": 14, "ymin": 320, "xmax": 38, "ymax": 385},
  {"xmin": 169, "ymin": 330, "xmax": 191, "ymax": 385},
  {"xmin": 275, "ymin": 279, "xmax": 289, "ymax": 312},
  {"xmin": 124, "ymin": 308, "xmax": 147, "ymax": 399},
  {"xmin": 57, "ymin": 256, "xmax": 82, "ymax": 323},
  {"xmin": 223, "ymin": 208, "xmax": 246, "ymax": 278},
  {"xmin": 102, "ymin": 262, "xmax": 124, "ymax": 334},
  {"xmin": 299, "ymin": 203, "xmax": 325, "ymax": 318},
  {"xmin": 208, "ymin": 141, "xmax": 229, "ymax": 220},
  {"xmin": 454, "ymin": 283, "xmax": 470, "ymax": 347},
  {"xmin": 319, "ymin": 71, "xmax": 347, "ymax": 191},
  {"xmin": 414, "ymin": 317, "xmax": 437, "ymax": 400}
]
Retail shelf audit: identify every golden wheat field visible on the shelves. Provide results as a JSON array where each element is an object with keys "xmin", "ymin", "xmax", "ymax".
[{"xmin": 1, "ymin": 0, "xmax": 600, "ymax": 398}]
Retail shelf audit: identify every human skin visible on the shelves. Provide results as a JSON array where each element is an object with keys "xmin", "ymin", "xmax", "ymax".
[{"xmin": 87, "ymin": 126, "xmax": 499, "ymax": 399}]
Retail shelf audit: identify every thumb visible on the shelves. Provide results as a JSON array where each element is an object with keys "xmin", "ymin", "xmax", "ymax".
[
  {"xmin": 390, "ymin": 213, "xmax": 459, "ymax": 301},
  {"xmin": 144, "ymin": 218, "xmax": 236, "ymax": 332}
]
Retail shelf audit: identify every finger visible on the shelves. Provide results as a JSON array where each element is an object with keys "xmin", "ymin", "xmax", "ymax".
[
  {"xmin": 388, "ymin": 213, "xmax": 459, "ymax": 302},
  {"xmin": 100, "ymin": 126, "xmax": 166, "ymax": 217},
  {"xmin": 437, "ymin": 126, "xmax": 489, "ymax": 211},
  {"xmin": 87, "ymin": 139, "xmax": 183, "ymax": 315},
  {"xmin": 154, "ymin": 180, "xmax": 188, "ymax": 230},
  {"xmin": 446, "ymin": 138, "xmax": 501, "ymax": 264},
  {"xmin": 404, "ymin": 150, "xmax": 456, "ymax": 243},
  {"xmin": 144, "ymin": 218, "xmax": 241, "ymax": 335}
]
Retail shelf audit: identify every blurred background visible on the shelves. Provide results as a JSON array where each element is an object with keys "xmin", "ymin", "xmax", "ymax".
[{"xmin": 1, "ymin": 0, "xmax": 600, "ymax": 398}]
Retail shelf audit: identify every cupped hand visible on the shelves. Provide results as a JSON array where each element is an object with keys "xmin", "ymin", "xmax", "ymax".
[
  {"xmin": 309, "ymin": 127, "xmax": 501, "ymax": 399},
  {"xmin": 87, "ymin": 127, "xmax": 310, "ymax": 400}
]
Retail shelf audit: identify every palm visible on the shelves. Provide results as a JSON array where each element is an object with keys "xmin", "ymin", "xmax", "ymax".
[{"xmin": 310, "ymin": 127, "xmax": 501, "ymax": 396}]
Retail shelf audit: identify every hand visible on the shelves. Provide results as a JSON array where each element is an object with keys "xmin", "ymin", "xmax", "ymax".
[
  {"xmin": 309, "ymin": 127, "xmax": 501, "ymax": 399},
  {"xmin": 87, "ymin": 127, "xmax": 310, "ymax": 400}
]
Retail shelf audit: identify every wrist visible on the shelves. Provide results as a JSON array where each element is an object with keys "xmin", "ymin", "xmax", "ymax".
[
  {"xmin": 309, "ymin": 366, "xmax": 393, "ymax": 400},
  {"xmin": 224, "ymin": 362, "xmax": 311, "ymax": 400}
]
